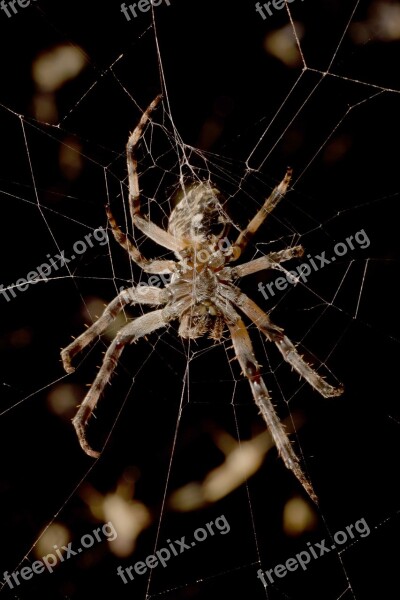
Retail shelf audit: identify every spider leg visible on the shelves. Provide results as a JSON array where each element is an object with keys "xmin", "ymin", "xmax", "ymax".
[
  {"xmin": 61, "ymin": 286, "xmax": 167, "ymax": 374},
  {"xmin": 230, "ymin": 246, "xmax": 303, "ymax": 278},
  {"xmin": 106, "ymin": 204, "xmax": 177, "ymax": 273},
  {"xmin": 231, "ymin": 168, "xmax": 292, "ymax": 259},
  {"xmin": 126, "ymin": 95, "xmax": 186, "ymax": 254},
  {"xmin": 72, "ymin": 307, "xmax": 173, "ymax": 458},
  {"xmin": 220, "ymin": 285, "xmax": 343, "ymax": 398},
  {"xmin": 224, "ymin": 310, "xmax": 318, "ymax": 503},
  {"xmin": 71, "ymin": 296, "xmax": 191, "ymax": 457},
  {"xmin": 127, "ymin": 94, "xmax": 162, "ymax": 218}
]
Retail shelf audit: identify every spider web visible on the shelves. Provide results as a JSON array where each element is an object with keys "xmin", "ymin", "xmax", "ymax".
[{"xmin": 0, "ymin": 0, "xmax": 399, "ymax": 598}]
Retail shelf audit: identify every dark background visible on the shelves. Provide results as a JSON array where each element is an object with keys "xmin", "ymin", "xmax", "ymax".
[{"xmin": 0, "ymin": 0, "xmax": 399, "ymax": 599}]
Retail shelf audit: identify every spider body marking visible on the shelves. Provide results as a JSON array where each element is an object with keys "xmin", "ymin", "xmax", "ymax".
[
  {"xmin": 61, "ymin": 95, "xmax": 343, "ymax": 503},
  {"xmin": 168, "ymin": 181, "xmax": 231, "ymax": 251}
]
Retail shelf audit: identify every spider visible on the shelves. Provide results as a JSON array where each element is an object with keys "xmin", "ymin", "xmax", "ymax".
[{"xmin": 61, "ymin": 94, "xmax": 343, "ymax": 503}]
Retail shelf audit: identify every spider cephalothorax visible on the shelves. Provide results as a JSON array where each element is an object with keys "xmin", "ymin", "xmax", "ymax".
[{"xmin": 61, "ymin": 95, "xmax": 343, "ymax": 503}]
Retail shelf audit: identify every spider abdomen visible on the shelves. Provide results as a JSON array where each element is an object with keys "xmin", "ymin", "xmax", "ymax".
[{"xmin": 168, "ymin": 182, "xmax": 231, "ymax": 255}]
